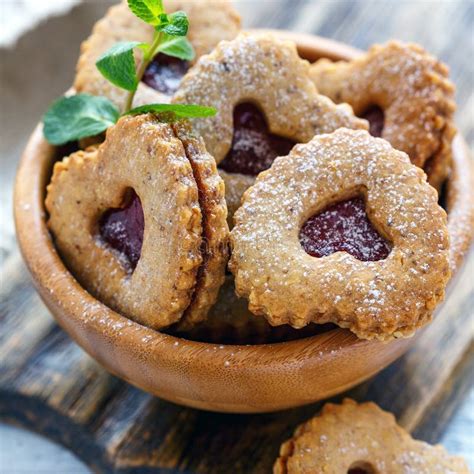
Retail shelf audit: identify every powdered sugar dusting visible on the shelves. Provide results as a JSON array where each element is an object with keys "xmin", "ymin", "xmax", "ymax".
[
  {"xmin": 230, "ymin": 129, "xmax": 451, "ymax": 340},
  {"xmin": 172, "ymin": 32, "xmax": 367, "ymax": 164},
  {"xmin": 277, "ymin": 399, "xmax": 469, "ymax": 472},
  {"xmin": 310, "ymin": 41, "xmax": 456, "ymax": 177}
]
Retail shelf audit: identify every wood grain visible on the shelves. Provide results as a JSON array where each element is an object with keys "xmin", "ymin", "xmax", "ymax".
[{"xmin": 1, "ymin": 1, "xmax": 473, "ymax": 472}]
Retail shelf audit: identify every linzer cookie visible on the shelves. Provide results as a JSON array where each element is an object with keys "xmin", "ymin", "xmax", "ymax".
[
  {"xmin": 310, "ymin": 41, "xmax": 456, "ymax": 191},
  {"xmin": 74, "ymin": 0, "xmax": 241, "ymax": 111},
  {"xmin": 172, "ymin": 32, "xmax": 368, "ymax": 224},
  {"xmin": 230, "ymin": 128, "xmax": 450, "ymax": 341},
  {"xmin": 46, "ymin": 114, "xmax": 228, "ymax": 329},
  {"xmin": 172, "ymin": 121, "xmax": 229, "ymax": 330},
  {"xmin": 274, "ymin": 399, "xmax": 469, "ymax": 474}
]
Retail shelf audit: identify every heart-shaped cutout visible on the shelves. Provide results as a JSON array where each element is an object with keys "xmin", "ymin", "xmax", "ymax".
[
  {"xmin": 99, "ymin": 188, "xmax": 144, "ymax": 270},
  {"xmin": 142, "ymin": 53, "xmax": 190, "ymax": 95},
  {"xmin": 299, "ymin": 197, "xmax": 391, "ymax": 262},
  {"xmin": 218, "ymin": 102, "xmax": 296, "ymax": 176}
]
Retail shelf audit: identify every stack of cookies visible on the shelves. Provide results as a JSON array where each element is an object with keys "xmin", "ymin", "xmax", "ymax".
[
  {"xmin": 43, "ymin": 1, "xmax": 468, "ymax": 471},
  {"xmin": 47, "ymin": 1, "xmax": 456, "ymax": 342}
]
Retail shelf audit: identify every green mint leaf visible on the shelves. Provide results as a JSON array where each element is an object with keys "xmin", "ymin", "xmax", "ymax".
[
  {"xmin": 127, "ymin": 0, "xmax": 164, "ymax": 25},
  {"xmin": 125, "ymin": 103, "xmax": 217, "ymax": 119},
  {"xmin": 96, "ymin": 41, "xmax": 145, "ymax": 91},
  {"xmin": 43, "ymin": 94, "xmax": 119, "ymax": 145},
  {"xmin": 156, "ymin": 11, "xmax": 189, "ymax": 36},
  {"xmin": 158, "ymin": 13, "xmax": 169, "ymax": 24},
  {"xmin": 157, "ymin": 35, "xmax": 195, "ymax": 61}
]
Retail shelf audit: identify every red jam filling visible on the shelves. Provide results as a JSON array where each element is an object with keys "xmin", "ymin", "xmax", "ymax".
[
  {"xmin": 142, "ymin": 53, "xmax": 190, "ymax": 95},
  {"xmin": 361, "ymin": 105, "xmax": 384, "ymax": 137},
  {"xmin": 99, "ymin": 189, "xmax": 144, "ymax": 270},
  {"xmin": 299, "ymin": 197, "xmax": 391, "ymax": 262},
  {"xmin": 218, "ymin": 103, "xmax": 296, "ymax": 176}
]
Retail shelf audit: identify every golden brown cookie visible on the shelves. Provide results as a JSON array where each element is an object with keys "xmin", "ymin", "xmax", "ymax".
[
  {"xmin": 274, "ymin": 399, "xmax": 469, "ymax": 474},
  {"xmin": 172, "ymin": 121, "xmax": 229, "ymax": 330},
  {"xmin": 46, "ymin": 114, "xmax": 228, "ymax": 329},
  {"xmin": 310, "ymin": 41, "xmax": 456, "ymax": 190},
  {"xmin": 74, "ymin": 0, "xmax": 241, "ymax": 111},
  {"xmin": 172, "ymin": 32, "xmax": 368, "ymax": 223},
  {"xmin": 230, "ymin": 128, "xmax": 450, "ymax": 341}
]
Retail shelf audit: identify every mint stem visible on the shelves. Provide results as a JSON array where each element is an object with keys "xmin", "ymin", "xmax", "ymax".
[{"xmin": 124, "ymin": 31, "xmax": 163, "ymax": 112}]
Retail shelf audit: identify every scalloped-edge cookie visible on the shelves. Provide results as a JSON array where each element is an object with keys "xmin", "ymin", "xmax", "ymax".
[
  {"xmin": 310, "ymin": 41, "xmax": 456, "ymax": 191},
  {"xmin": 46, "ymin": 114, "xmax": 228, "ymax": 329},
  {"xmin": 230, "ymin": 128, "xmax": 450, "ymax": 341},
  {"xmin": 172, "ymin": 32, "xmax": 368, "ymax": 224},
  {"xmin": 274, "ymin": 399, "xmax": 469, "ymax": 474},
  {"xmin": 74, "ymin": 0, "xmax": 241, "ymax": 111}
]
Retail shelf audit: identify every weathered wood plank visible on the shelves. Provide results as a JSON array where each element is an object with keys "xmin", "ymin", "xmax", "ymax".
[{"xmin": 413, "ymin": 342, "xmax": 474, "ymax": 444}]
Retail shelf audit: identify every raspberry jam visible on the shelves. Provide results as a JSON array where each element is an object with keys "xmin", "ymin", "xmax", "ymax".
[
  {"xmin": 218, "ymin": 103, "xmax": 296, "ymax": 176},
  {"xmin": 361, "ymin": 105, "xmax": 384, "ymax": 137},
  {"xmin": 142, "ymin": 53, "xmax": 190, "ymax": 95},
  {"xmin": 300, "ymin": 197, "xmax": 391, "ymax": 262},
  {"xmin": 99, "ymin": 189, "xmax": 144, "ymax": 270}
]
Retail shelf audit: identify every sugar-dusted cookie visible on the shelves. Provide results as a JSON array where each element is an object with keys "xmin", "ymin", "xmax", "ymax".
[
  {"xmin": 310, "ymin": 41, "xmax": 456, "ymax": 190},
  {"xmin": 74, "ymin": 0, "xmax": 241, "ymax": 111},
  {"xmin": 172, "ymin": 32, "xmax": 368, "ymax": 225},
  {"xmin": 230, "ymin": 129, "xmax": 450, "ymax": 341},
  {"xmin": 46, "ymin": 114, "xmax": 228, "ymax": 329},
  {"xmin": 274, "ymin": 399, "xmax": 469, "ymax": 474}
]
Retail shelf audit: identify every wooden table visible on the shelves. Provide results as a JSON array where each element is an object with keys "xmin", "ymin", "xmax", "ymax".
[{"xmin": 1, "ymin": 1, "xmax": 472, "ymax": 472}]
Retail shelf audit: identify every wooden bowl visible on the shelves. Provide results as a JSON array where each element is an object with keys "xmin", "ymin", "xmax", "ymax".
[{"xmin": 14, "ymin": 31, "xmax": 474, "ymax": 413}]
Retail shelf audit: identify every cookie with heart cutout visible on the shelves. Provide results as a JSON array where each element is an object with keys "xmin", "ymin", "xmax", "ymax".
[
  {"xmin": 229, "ymin": 128, "xmax": 450, "ymax": 341},
  {"xmin": 310, "ymin": 41, "xmax": 456, "ymax": 191},
  {"xmin": 274, "ymin": 398, "xmax": 469, "ymax": 474},
  {"xmin": 74, "ymin": 0, "xmax": 241, "ymax": 112},
  {"xmin": 172, "ymin": 32, "xmax": 368, "ymax": 226},
  {"xmin": 46, "ymin": 114, "xmax": 228, "ymax": 329}
]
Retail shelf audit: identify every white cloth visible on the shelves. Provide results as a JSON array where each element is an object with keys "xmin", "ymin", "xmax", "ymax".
[{"xmin": 0, "ymin": 0, "xmax": 82, "ymax": 47}]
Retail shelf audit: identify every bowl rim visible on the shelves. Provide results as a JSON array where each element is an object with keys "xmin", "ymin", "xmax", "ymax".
[{"xmin": 13, "ymin": 30, "xmax": 474, "ymax": 412}]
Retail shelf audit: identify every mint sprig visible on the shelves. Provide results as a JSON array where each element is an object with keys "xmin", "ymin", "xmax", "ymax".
[
  {"xmin": 127, "ymin": 0, "xmax": 164, "ymax": 25},
  {"xmin": 96, "ymin": 41, "xmax": 146, "ymax": 91},
  {"xmin": 43, "ymin": 0, "xmax": 211, "ymax": 146},
  {"xmin": 156, "ymin": 11, "xmax": 189, "ymax": 36},
  {"xmin": 157, "ymin": 34, "xmax": 194, "ymax": 61},
  {"xmin": 126, "ymin": 103, "xmax": 217, "ymax": 118},
  {"xmin": 43, "ymin": 94, "xmax": 119, "ymax": 145}
]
